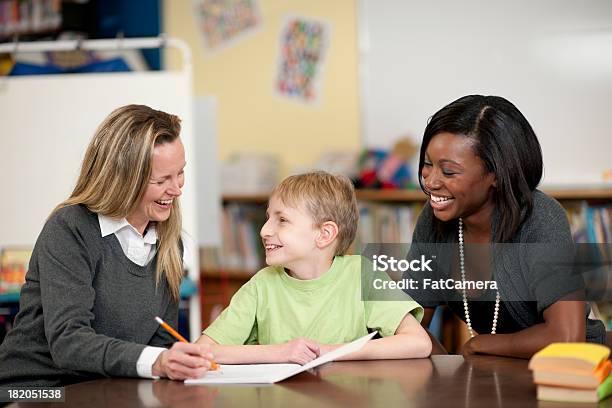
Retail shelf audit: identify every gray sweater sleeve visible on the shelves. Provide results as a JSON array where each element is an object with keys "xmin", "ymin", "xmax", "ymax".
[
  {"xmin": 519, "ymin": 193, "xmax": 583, "ymax": 312},
  {"xmin": 148, "ymin": 297, "xmax": 179, "ymax": 347},
  {"xmin": 38, "ymin": 213, "xmax": 146, "ymax": 377}
]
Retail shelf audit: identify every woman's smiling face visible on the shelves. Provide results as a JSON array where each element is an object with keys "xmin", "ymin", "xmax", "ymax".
[
  {"xmin": 127, "ymin": 138, "xmax": 186, "ymax": 234},
  {"xmin": 421, "ymin": 132, "xmax": 497, "ymax": 223}
]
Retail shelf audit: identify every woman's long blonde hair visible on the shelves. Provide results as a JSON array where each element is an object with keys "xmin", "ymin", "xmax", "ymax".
[{"xmin": 54, "ymin": 104, "xmax": 184, "ymax": 301}]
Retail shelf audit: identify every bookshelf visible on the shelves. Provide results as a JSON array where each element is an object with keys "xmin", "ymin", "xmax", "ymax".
[
  {"xmin": 0, "ymin": 0, "xmax": 62, "ymax": 40},
  {"xmin": 221, "ymin": 188, "xmax": 612, "ymax": 203},
  {"xmin": 200, "ymin": 188, "xmax": 612, "ymax": 350}
]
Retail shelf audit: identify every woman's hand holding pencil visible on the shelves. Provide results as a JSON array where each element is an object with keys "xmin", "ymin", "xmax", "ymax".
[{"xmin": 152, "ymin": 316, "xmax": 218, "ymax": 380}]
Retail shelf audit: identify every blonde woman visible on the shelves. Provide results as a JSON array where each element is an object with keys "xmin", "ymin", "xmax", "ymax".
[{"xmin": 0, "ymin": 105, "xmax": 213, "ymax": 386}]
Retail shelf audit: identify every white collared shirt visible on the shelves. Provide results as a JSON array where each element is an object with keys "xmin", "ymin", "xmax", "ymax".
[
  {"xmin": 98, "ymin": 214, "xmax": 158, "ymax": 266},
  {"xmin": 98, "ymin": 214, "xmax": 165, "ymax": 379}
]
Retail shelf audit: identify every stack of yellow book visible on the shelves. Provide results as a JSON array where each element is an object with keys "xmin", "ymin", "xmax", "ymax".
[{"xmin": 529, "ymin": 343, "xmax": 612, "ymax": 403}]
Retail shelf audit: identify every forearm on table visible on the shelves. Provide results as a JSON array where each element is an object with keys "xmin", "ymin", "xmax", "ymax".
[
  {"xmin": 470, "ymin": 321, "xmax": 585, "ymax": 359},
  {"xmin": 212, "ymin": 344, "xmax": 290, "ymax": 364},
  {"xmin": 197, "ymin": 335, "xmax": 284, "ymax": 364},
  {"xmin": 334, "ymin": 332, "xmax": 432, "ymax": 361}
]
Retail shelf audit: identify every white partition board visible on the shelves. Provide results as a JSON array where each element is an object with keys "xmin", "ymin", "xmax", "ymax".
[
  {"xmin": 194, "ymin": 96, "xmax": 222, "ymax": 247},
  {"xmin": 0, "ymin": 71, "xmax": 198, "ymax": 246}
]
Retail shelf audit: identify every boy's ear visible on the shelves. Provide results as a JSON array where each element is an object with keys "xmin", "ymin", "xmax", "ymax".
[{"xmin": 316, "ymin": 221, "xmax": 339, "ymax": 250}]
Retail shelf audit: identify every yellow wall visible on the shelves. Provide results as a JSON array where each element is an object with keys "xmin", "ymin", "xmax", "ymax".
[{"xmin": 164, "ymin": 0, "xmax": 360, "ymax": 176}]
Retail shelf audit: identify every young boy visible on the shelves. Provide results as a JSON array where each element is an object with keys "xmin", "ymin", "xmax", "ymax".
[{"xmin": 197, "ymin": 172, "xmax": 431, "ymax": 364}]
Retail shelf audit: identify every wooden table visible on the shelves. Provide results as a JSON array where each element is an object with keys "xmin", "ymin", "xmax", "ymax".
[{"xmin": 8, "ymin": 355, "xmax": 608, "ymax": 407}]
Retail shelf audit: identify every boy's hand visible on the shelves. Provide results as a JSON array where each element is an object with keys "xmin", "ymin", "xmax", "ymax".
[
  {"xmin": 152, "ymin": 342, "xmax": 214, "ymax": 380},
  {"xmin": 319, "ymin": 343, "xmax": 340, "ymax": 356},
  {"xmin": 278, "ymin": 338, "xmax": 320, "ymax": 365}
]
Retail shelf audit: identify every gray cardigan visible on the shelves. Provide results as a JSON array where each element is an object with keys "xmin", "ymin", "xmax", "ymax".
[
  {"xmin": 405, "ymin": 190, "xmax": 605, "ymax": 343},
  {"xmin": 0, "ymin": 204, "xmax": 179, "ymax": 386}
]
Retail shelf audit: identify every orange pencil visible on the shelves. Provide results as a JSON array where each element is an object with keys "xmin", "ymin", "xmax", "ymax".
[{"xmin": 154, "ymin": 316, "xmax": 218, "ymax": 371}]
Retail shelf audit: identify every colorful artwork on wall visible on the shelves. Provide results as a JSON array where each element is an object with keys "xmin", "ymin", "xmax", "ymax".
[
  {"xmin": 275, "ymin": 16, "xmax": 329, "ymax": 104},
  {"xmin": 194, "ymin": 0, "xmax": 260, "ymax": 51}
]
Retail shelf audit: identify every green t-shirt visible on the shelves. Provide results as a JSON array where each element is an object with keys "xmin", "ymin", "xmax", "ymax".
[{"xmin": 203, "ymin": 255, "xmax": 423, "ymax": 345}]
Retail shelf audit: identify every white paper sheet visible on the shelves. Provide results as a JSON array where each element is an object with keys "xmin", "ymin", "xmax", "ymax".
[{"xmin": 185, "ymin": 331, "xmax": 377, "ymax": 384}]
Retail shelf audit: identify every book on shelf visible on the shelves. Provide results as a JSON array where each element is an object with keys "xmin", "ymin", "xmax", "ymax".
[
  {"xmin": 0, "ymin": 248, "xmax": 31, "ymax": 297},
  {"xmin": 202, "ymin": 203, "xmax": 266, "ymax": 275},
  {"xmin": 565, "ymin": 201, "xmax": 611, "ymax": 243},
  {"xmin": 0, "ymin": 0, "xmax": 62, "ymax": 37},
  {"xmin": 357, "ymin": 202, "xmax": 422, "ymax": 248},
  {"xmin": 529, "ymin": 342, "xmax": 612, "ymax": 403}
]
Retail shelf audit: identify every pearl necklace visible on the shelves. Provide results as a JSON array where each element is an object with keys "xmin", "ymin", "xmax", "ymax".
[{"xmin": 459, "ymin": 218, "xmax": 500, "ymax": 338}]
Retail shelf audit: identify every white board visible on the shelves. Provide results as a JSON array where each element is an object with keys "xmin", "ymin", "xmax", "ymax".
[
  {"xmin": 359, "ymin": 0, "xmax": 612, "ymax": 186},
  {"xmin": 0, "ymin": 70, "xmax": 201, "ymax": 250}
]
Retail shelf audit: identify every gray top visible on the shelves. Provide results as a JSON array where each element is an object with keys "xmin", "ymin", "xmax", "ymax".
[
  {"xmin": 404, "ymin": 190, "xmax": 605, "ymax": 343},
  {"xmin": 0, "ymin": 204, "xmax": 179, "ymax": 386}
]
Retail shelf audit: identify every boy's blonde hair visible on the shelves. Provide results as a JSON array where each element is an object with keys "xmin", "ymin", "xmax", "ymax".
[{"xmin": 272, "ymin": 171, "xmax": 358, "ymax": 256}]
